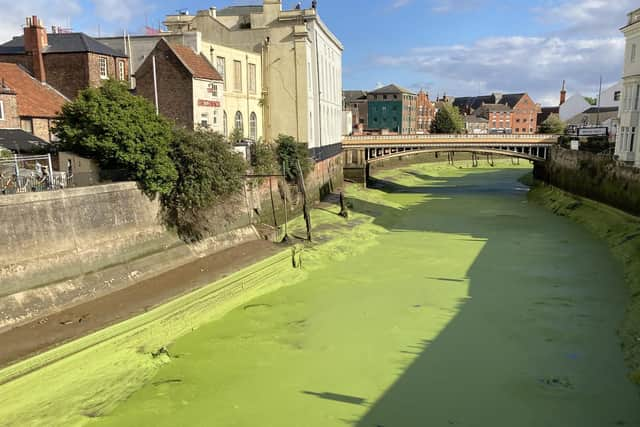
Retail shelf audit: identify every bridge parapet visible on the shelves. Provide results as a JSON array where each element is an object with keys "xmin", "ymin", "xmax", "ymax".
[{"xmin": 343, "ymin": 134, "xmax": 559, "ymax": 145}]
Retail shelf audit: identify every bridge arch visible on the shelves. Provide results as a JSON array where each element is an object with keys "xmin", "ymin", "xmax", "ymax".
[{"xmin": 365, "ymin": 147, "xmax": 543, "ymax": 164}]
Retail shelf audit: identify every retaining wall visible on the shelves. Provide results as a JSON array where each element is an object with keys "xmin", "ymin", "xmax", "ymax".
[
  {"xmin": 0, "ymin": 153, "xmax": 343, "ymax": 330},
  {"xmin": 534, "ymin": 147, "xmax": 640, "ymax": 216}
]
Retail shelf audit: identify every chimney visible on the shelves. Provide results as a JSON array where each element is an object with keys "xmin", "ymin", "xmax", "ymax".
[
  {"xmin": 210, "ymin": 7, "xmax": 217, "ymax": 18},
  {"xmin": 560, "ymin": 80, "xmax": 567, "ymax": 105},
  {"xmin": 24, "ymin": 16, "xmax": 48, "ymax": 82}
]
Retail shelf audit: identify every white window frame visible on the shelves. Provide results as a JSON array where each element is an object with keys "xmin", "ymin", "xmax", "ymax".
[
  {"xmin": 249, "ymin": 112, "xmax": 257, "ymax": 140},
  {"xmin": 99, "ymin": 57, "xmax": 108, "ymax": 79},
  {"xmin": 216, "ymin": 57, "xmax": 226, "ymax": 90},
  {"xmin": 235, "ymin": 111, "xmax": 243, "ymax": 133},
  {"xmin": 118, "ymin": 60, "xmax": 125, "ymax": 81},
  {"xmin": 248, "ymin": 63, "xmax": 257, "ymax": 94},
  {"xmin": 233, "ymin": 60, "xmax": 242, "ymax": 93},
  {"xmin": 0, "ymin": 100, "xmax": 4, "ymax": 120}
]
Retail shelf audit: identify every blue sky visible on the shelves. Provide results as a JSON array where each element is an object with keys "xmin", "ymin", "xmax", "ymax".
[{"xmin": 0, "ymin": 0, "xmax": 634, "ymax": 105}]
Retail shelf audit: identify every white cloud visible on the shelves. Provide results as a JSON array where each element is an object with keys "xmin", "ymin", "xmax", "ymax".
[
  {"xmin": 533, "ymin": 0, "xmax": 635, "ymax": 36},
  {"xmin": 0, "ymin": 0, "xmax": 82, "ymax": 42},
  {"xmin": 89, "ymin": 0, "xmax": 153, "ymax": 24},
  {"xmin": 376, "ymin": 36, "xmax": 624, "ymax": 105},
  {"xmin": 391, "ymin": 0, "xmax": 413, "ymax": 9}
]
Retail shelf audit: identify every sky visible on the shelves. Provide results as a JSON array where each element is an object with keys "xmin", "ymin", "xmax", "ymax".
[{"xmin": 0, "ymin": 0, "xmax": 634, "ymax": 106}]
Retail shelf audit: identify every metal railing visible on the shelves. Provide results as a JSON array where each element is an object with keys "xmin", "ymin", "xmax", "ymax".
[
  {"xmin": 0, "ymin": 153, "xmax": 70, "ymax": 196},
  {"xmin": 343, "ymin": 133, "xmax": 559, "ymax": 141}
]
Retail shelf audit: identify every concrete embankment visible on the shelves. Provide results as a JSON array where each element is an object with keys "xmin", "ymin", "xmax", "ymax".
[
  {"xmin": 529, "ymin": 182, "xmax": 640, "ymax": 385},
  {"xmin": 0, "ymin": 152, "xmax": 343, "ymax": 332}
]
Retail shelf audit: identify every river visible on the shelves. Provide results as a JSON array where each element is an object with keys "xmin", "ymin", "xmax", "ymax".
[{"xmin": 90, "ymin": 162, "xmax": 640, "ymax": 427}]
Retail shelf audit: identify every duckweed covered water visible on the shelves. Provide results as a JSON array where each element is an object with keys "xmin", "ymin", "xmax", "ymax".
[{"xmin": 85, "ymin": 162, "xmax": 640, "ymax": 426}]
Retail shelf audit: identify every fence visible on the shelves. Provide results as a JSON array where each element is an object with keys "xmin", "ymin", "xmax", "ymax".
[{"xmin": 0, "ymin": 154, "xmax": 70, "ymax": 196}]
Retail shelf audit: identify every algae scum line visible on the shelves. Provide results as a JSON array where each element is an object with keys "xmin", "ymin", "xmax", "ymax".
[{"xmin": 1, "ymin": 161, "xmax": 640, "ymax": 427}]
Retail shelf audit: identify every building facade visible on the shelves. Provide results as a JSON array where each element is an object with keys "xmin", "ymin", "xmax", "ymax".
[
  {"xmin": 615, "ymin": 7, "xmax": 640, "ymax": 166},
  {"xmin": 367, "ymin": 84, "xmax": 416, "ymax": 134},
  {"xmin": 476, "ymin": 103, "xmax": 513, "ymax": 134},
  {"xmin": 416, "ymin": 90, "xmax": 435, "ymax": 134},
  {"xmin": 163, "ymin": 1, "xmax": 344, "ymax": 160},
  {"xmin": 343, "ymin": 90, "xmax": 368, "ymax": 131},
  {"xmin": 0, "ymin": 62, "xmax": 68, "ymax": 142},
  {"xmin": 99, "ymin": 31, "xmax": 263, "ymax": 141},
  {"xmin": 0, "ymin": 16, "xmax": 129, "ymax": 99},
  {"xmin": 136, "ymin": 40, "xmax": 224, "ymax": 132}
]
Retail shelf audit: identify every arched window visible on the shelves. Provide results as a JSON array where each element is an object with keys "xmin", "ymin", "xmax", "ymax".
[
  {"xmin": 223, "ymin": 111, "xmax": 228, "ymax": 136},
  {"xmin": 249, "ymin": 112, "xmax": 257, "ymax": 140},
  {"xmin": 235, "ymin": 111, "xmax": 243, "ymax": 135}
]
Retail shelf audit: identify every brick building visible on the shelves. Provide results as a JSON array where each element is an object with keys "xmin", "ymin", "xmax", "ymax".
[
  {"xmin": 0, "ymin": 62, "xmax": 68, "ymax": 142},
  {"xmin": 136, "ymin": 39, "xmax": 224, "ymax": 132},
  {"xmin": 0, "ymin": 16, "xmax": 129, "ymax": 99},
  {"xmin": 367, "ymin": 84, "xmax": 416, "ymax": 134},
  {"xmin": 416, "ymin": 90, "xmax": 436, "ymax": 133},
  {"xmin": 454, "ymin": 92, "xmax": 540, "ymax": 134},
  {"xmin": 343, "ymin": 90, "xmax": 368, "ymax": 132}
]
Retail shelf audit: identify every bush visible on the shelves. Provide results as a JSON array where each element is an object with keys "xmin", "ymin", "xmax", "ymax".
[
  {"xmin": 163, "ymin": 129, "xmax": 246, "ymax": 240},
  {"xmin": 252, "ymin": 142, "xmax": 279, "ymax": 176},
  {"xmin": 275, "ymin": 134, "xmax": 312, "ymax": 181},
  {"xmin": 54, "ymin": 80, "xmax": 177, "ymax": 195},
  {"xmin": 539, "ymin": 115, "xmax": 566, "ymax": 134}
]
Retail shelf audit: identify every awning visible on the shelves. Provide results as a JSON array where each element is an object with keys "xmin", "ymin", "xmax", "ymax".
[{"xmin": 0, "ymin": 129, "xmax": 52, "ymax": 154}]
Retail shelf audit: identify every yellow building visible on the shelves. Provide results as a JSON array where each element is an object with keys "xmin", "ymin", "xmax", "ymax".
[{"xmin": 99, "ymin": 31, "xmax": 263, "ymax": 141}]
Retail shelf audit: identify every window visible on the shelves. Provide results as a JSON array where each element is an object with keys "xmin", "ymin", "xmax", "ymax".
[
  {"xmin": 208, "ymin": 83, "xmax": 218, "ymax": 97},
  {"xmin": 118, "ymin": 61, "xmax": 125, "ymax": 81},
  {"xmin": 631, "ymin": 44, "xmax": 637, "ymax": 63},
  {"xmin": 635, "ymin": 84, "xmax": 640, "ymax": 111},
  {"xmin": 21, "ymin": 118, "xmax": 33, "ymax": 133},
  {"xmin": 614, "ymin": 91, "xmax": 621, "ymax": 101},
  {"xmin": 223, "ymin": 111, "xmax": 228, "ymax": 136},
  {"xmin": 200, "ymin": 113, "xmax": 209, "ymax": 129},
  {"xmin": 233, "ymin": 60, "xmax": 242, "ymax": 92},
  {"xmin": 249, "ymin": 112, "xmax": 257, "ymax": 140},
  {"xmin": 216, "ymin": 57, "xmax": 226, "ymax": 89},
  {"xmin": 631, "ymin": 127, "xmax": 636, "ymax": 152},
  {"xmin": 99, "ymin": 57, "xmax": 108, "ymax": 79},
  {"xmin": 248, "ymin": 63, "xmax": 256, "ymax": 94},
  {"xmin": 235, "ymin": 111, "xmax": 243, "ymax": 134},
  {"xmin": 213, "ymin": 110, "xmax": 218, "ymax": 125},
  {"xmin": 0, "ymin": 100, "xmax": 4, "ymax": 120}
]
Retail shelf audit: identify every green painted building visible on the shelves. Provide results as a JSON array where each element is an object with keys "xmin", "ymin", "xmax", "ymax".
[{"xmin": 367, "ymin": 84, "xmax": 417, "ymax": 134}]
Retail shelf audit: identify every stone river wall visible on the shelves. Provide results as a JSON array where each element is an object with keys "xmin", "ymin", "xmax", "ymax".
[
  {"xmin": 0, "ymin": 153, "xmax": 343, "ymax": 331},
  {"xmin": 534, "ymin": 147, "xmax": 640, "ymax": 216}
]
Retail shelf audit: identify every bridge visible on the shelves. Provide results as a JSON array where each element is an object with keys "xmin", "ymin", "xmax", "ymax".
[{"xmin": 341, "ymin": 134, "xmax": 559, "ymax": 183}]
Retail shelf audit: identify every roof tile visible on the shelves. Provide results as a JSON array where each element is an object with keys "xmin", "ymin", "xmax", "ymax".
[{"xmin": 0, "ymin": 63, "xmax": 68, "ymax": 118}]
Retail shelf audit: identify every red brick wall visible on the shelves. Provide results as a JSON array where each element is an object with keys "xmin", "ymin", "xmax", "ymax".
[
  {"xmin": 0, "ymin": 55, "xmax": 32, "ymax": 72},
  {"xmin": 510, "ymin": 94, "xmax": 539, "ymax": 134},
  {"xmin": 135, "ymin": 42, "xmax": 193, "ymax": 128},
  {"xmin": 43, "ymin": 53, "xmax": 90, "ymax": 99}
]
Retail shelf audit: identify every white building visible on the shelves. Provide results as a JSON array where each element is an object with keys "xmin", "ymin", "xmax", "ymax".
[
  {"xmin": 615, "ymin": 7, "xmax": 640, "ymax": 167},
  {"xmin": 559, "ymin": 93, "xmax": 591, "ymax": 121},
  {"xmin": 163, "ymin": 1, "xmax": 344, "ymax": 161},
  {"xmin": 599, "ymin": 82, "xmax": 623, "ymax": 108}
]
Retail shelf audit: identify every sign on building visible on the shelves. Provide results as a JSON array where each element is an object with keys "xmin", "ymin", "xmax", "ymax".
[{"xmin": 577, "ymin": 127, "xmax": 608, "ymax": 137}]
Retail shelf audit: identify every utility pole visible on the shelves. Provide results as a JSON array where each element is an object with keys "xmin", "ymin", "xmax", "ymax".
[{"xmin": 596, "ymin": 75, "xmax": 603, "ymax": 126}]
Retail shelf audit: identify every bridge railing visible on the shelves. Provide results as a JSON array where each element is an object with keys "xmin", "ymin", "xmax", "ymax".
[{"xmin": 343, "ymin": 134, "xmax": 559, "ymax": 142}]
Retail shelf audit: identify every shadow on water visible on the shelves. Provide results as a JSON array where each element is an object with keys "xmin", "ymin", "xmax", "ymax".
[{"xmin": 333, "ymin": 167, "xmax": 640, "ymax": 427}]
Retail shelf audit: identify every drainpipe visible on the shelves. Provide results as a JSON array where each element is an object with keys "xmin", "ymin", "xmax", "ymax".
[
  {"xmin": 152, "ymin": 55, "xmax": 159, "ymax": 115},
  {"xmin": 314, "ymin": 25, "xmax": 322, "ymax": 152}
]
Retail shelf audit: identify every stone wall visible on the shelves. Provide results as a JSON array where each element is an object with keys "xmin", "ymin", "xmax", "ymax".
[
  {"xmin": 0, "ymin": 155, "xmax": 343, "ymax": 330},
  {"xmin": 535, "ymin": 147, "xmax": 640, "ymax": 216}
]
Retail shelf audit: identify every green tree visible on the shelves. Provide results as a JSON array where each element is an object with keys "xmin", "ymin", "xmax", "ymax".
[
  {"xmin": 584, "ymin": 96, "xmax": 597, "ymax": 106},
  {"xmin": 54, "ymin": 80, "xmax": 177, "ymax": 195},
  {"xmin": 164, "ymin": 128, "xmax": 246, "ymax": 240},
  {"xmin": 539, "ymin": 115, "xmax": 566, "ymax": 134},
  {"xmin": 430, "ymin": 103, "xmax": 464, "ymax": 134},
  {"xmin": 275, "ymin": 134, "xmax": 312, "ymax": 181},
  {"xmin": 228, "ymin": 127, "xmax": 244, "ymax": 144}
]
